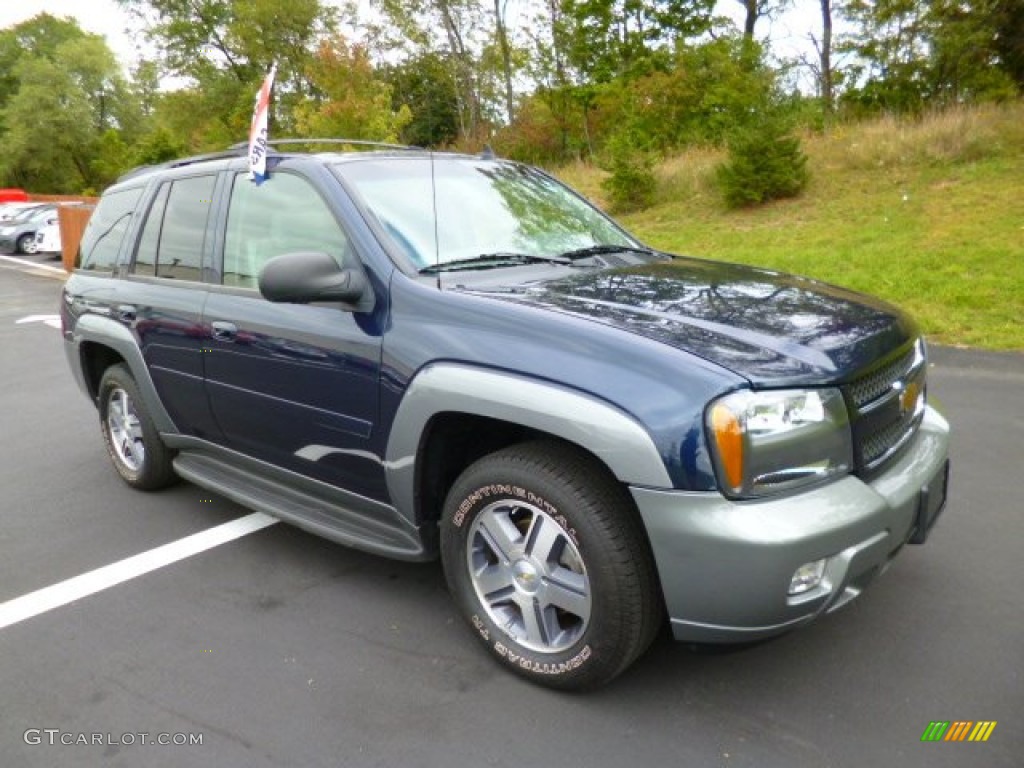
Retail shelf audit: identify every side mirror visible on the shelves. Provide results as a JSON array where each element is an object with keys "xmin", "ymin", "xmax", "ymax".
[{"xmin": 258, "ymin": 251, "xmax": 368, "ymax": 307}]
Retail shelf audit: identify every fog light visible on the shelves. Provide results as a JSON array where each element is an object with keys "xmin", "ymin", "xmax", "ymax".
[{"xmin": 789, "ymin": 559, "xmax": 827, "ymax": 595}]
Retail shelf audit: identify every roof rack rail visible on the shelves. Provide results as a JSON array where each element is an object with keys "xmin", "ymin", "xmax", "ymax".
[
  {"xmin": 116, "ymin": 138, "xmax": 418, "ymax": 184},
  {"xmin": 117, "ymin": 147, "xmax": 251, "ymax": 183},
  {"xmin": 227, "ymin": 138, "xmax": 418, "ymax": 152},
  {"xmin": 168, "ymin": 148, "xmax": 251, "ymax": 167}
]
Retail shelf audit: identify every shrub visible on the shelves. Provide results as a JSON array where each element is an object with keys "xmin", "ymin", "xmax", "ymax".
[
  {"xmin": 600, "ymin": 131, "xmax": 657, "ymax": 213},
  {"xmin": 716, "ymin": 118, "xmax": 808, "ymax": 208}
]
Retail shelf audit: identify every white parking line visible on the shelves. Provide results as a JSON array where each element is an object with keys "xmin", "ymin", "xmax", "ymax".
[
  {"xmin": 0, "ymin": 254, "xmax": 67, "ymax": 275},
  {"xmin": 0, "ymin": 513, "xmax": 278, "ymax": 630}
]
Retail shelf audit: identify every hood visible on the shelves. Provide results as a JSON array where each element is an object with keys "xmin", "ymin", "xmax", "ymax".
[{"xmin": 478, "ymin": 258, "xmax": 917, "ymax": 386}]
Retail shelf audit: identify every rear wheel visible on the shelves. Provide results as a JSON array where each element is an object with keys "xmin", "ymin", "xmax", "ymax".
[
  {"xmin": 440, "ymin": 440, "xmax": 662, "ymax": 690},
  {"xmin": 16, "ymin": 233, "xmax": 34, "ymax": 254},
  {"xmin": 98, "ymin": 364, "xmax": 177, "ymax": 490}
]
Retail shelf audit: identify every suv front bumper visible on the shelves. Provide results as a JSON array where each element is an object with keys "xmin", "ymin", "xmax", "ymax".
[{"xmin": 632, "ymin": 405, "xmax": 950, "ymax": 643}]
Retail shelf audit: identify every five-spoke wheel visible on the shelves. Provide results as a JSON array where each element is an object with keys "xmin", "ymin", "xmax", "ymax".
[
  {"xmin": 467, "ymin": 499, "xmax": 592, "ymax": 654},
  {"xmin": 442, "ymin": 440, "xmax": 662, "ymax": 690},
  {"xmin": 106, "ymin": 386, "xmax": 146, "ymax": 472},
  {"xmin": 98, "ymin": 364, "xmax": 177, "ymax": 490}
]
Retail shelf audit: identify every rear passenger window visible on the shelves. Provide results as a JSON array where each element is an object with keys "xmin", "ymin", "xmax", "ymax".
[
  {"xmin": 133, "ymin": 183, "xmax": 169, "ymax": 277},
  {"xmin": 133, "ymin": 175, "xmax": 215, "ymax": 281},
  {"xmin": 222, "ymin": 173, "xmax": 351, "ymax": 288},
  {"xmin": 79, "ymin": 187, "xmax": 143, "ymax": 271}
]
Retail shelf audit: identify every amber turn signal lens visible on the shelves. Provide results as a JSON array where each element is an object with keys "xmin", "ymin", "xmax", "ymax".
[{"xmin": 710, "ymin": 404, "xmax": 744, "ymax": 492}]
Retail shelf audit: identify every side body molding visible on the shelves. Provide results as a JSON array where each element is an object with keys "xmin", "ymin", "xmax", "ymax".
[
  {"xmin": 384, "ymin": 363, "xmax": 673, "ymax": 523},
  {"xmin": 66, "ymin": 313, "xmax": 179, "ymax": 434}
]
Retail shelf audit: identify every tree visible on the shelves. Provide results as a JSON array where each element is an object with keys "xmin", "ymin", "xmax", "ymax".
[
  {"xmin": 374, "ymin": 0, "xmax": 501, "ymax": 141},
  {"xmin": 0, "ymin": 32, "xmax": 132, "ymax": 191},
  {"xmin": 492, "ymin": 0, "xmax": 515, "ymax": 122},
  {"xmin": 716, "ymin": 113, "xmax": 809, "ymax": 208},
  {"xmin": 0, "ymin": 14, "xmax": 90, "ymax": 134},
  {"xmin": 839, "ymin": 0, "xmax": 1018, "ymax": 112},
  {"xmin": 734, "ymin": 0, "xmax": 790, "ymax": 41},
  {"xmin": 561, "ymin": 0, "xmax": 715, "ymax": 83},
  {"xmin": 992, "ymin": 0, "xmax": 1024, "ymax": 88},
  {"xmin": 115, "ymin": 0, "xmax": 338, "ymax": 135},
  {"xmin": 381, "ymin": 52, "xmax": 461, "ymax": 147},
  {"xmin": 815, "ymin": 0, "xmax": 835, "ymax": 112},
  {"xmin": 294, "ymin": 35, "xmax": 412, "ymax": 142}
]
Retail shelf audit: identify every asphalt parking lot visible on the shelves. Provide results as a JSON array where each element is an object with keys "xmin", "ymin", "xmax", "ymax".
[{"xmin": 1, "ymin": 260, "xmax": 1021, "ymax": 767}]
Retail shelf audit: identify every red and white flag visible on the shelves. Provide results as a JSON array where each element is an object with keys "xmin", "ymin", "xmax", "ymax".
[{"xmin": 248, "ymin": 63, "xmax": 277, "ymax": 184}]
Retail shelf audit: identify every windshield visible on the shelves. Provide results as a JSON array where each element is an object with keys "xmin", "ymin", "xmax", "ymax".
[
  {"xmin": 11, "ymin": 207, "xmax": 51, "ymax": 224},
  {"xmin": 335, "ymin": 157, "xmax": 637, "ymax": 271},
  {"xmin": 2, "ymin": 206, "xmax": 40, "ymax": 222}
]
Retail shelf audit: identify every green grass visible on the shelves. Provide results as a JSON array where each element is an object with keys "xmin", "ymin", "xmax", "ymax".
[{"xmin": 552, "ymin": 103, "xmax": 1024, "ymax": 350}]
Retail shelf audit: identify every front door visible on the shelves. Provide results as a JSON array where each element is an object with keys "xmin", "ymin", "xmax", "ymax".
[{"xmin": 201, "ymin": 170, "xmax": 387, "ymax": 502}]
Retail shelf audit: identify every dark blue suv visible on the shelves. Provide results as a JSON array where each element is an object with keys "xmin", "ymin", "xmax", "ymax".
[{"xmin": 61, "ymin": 143, "xmax": 950, "ymax": 689}]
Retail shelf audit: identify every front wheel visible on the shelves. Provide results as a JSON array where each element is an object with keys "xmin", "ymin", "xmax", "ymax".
[
  {"xmin": 16, "ymin": 233, "xmax": 35, "ymax": 254},
  {"xmin": 441, "ymin": 441, "xmax": 662, "ymax": 690},
  {"xmin": 98, "ymin": 364, "xmax": 177, "ymax": 490}
]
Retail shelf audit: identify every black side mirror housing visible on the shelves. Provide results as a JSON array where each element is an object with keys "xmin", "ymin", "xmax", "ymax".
[{"xmin": 258, "ymin": 251, "xmax": 369, "ymax": 308}]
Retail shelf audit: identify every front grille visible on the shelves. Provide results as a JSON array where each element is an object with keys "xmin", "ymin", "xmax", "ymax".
[
  {"xmin": 861, "ymin": 409, "xmax": 918, "ymax": 465},
  {"xmin": 845, "ymin": 341, "xmax": 926, "ymax": 474},
  {"xmin": 847, "ymin": 347, "xmax": 917, "ymax": 408}
]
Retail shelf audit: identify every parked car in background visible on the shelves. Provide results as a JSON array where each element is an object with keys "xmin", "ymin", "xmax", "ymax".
[
  {"xmin": 0, "ymin": 202, "xmax": 46, "ymax": 222},
  {"xmin": 0, "ymin": 205, "xmax": 57, "ymax": 254},
  {"xmin": 34, "ymin": 220, "xmax": 61, "ymax": 256}
]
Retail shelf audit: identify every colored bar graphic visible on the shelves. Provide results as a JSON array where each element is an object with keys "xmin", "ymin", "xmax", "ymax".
[
  {"xmin": 921, "ymin": 720, "xmax": 997, "ymax": 742},
  {"xmin": 945, "ymin": 721, "xmax": 972, "ymax": 741},
  {"xmin": 969, "ymin": 722, "xmax": 997, "ymax": 742}
]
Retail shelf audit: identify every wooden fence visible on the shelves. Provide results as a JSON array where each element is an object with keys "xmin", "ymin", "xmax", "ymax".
[
  {"xmin": 57, "ymin": 205, "xmax": 95, "ymax": 272},
  {"xmin": 22, "ymin": 195, "xmax": 98, "ymax": 271}
]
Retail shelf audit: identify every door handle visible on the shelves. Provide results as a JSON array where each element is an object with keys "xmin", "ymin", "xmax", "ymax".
[
  {"xmin": 211, "ymin": 321, "xmax": 238, "ymax": 342},
  {"xmin": 116, "ymin": 304, "xmax": 136, "ymax": 323}
]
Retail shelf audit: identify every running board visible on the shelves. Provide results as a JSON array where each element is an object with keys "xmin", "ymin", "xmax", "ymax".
[{"xmin": 172, "ymin": 451, "xmax": 428, "ymax": 561}]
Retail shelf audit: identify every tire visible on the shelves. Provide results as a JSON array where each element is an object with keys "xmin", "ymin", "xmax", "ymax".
[
  {"xmin": 440, "ymin": 440, "xmax": 662, "ymax": 690},
  {"xmin": 98, "ymin": 364, "xmax": 177, "ymax": 490},
  {"xmin": 16, "ymin": 233, "xmax": 34, "ymax": 254}
]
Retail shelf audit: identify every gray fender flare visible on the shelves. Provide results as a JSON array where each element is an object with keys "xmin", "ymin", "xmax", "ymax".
[
  {"xmin": 68, "ymin": 313, "xmax": 178, "ymax": 434},
  {"xmin": 384, "ymin": 363, "xmax": 672, "ymax": 523}
]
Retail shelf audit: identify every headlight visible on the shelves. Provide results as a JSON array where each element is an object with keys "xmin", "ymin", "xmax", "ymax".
[{"xmin": 707, "ymin": 388, "xmax": 852, "ymax": 498}]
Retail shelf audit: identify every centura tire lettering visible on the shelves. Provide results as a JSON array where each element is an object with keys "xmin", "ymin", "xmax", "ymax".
[
  {"xmin": 491, "ymin": 641, "xmax": 593, "ymax": 675},
  {"xmin": 452, "ymin": 483, "xmax": 580, "ymax": 546}
]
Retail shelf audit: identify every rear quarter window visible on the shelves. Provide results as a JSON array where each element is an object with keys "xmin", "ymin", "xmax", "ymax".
[{"xmin": 78, "ymin": 187, "xmax": 144, "ymax": 272}]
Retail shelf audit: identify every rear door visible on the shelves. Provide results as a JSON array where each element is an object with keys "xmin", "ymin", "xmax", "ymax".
[
  {"xmin": 201, "ymin": 168, "xmax": 388, "ymax": 502},
  {"xmin": 122, "ymin": 172, "xmax": 221, "ymax": 438}
]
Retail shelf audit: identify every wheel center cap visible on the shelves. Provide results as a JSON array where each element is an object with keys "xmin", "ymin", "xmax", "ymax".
[{"xmin": 512, "ymin": 559, "xmax": 540, "ymax": 593}]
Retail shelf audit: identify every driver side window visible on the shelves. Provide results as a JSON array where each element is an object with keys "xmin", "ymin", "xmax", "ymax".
[{"xmin": 222, "ymin": 173, "xmax": 352, "ymax": 288}]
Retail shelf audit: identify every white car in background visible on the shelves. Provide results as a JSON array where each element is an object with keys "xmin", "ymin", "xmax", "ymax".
[
  {"xmin": 34, "ymin": 220, "xmax": 61, "ymax": 256},
  {"xmin": 0, "ymin": 202, "xmax": 46, "ymax": 222}
]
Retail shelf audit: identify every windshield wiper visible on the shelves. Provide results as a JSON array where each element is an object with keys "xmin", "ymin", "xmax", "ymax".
[
  {"xmin": 557, "ymin": 244, "xmax": 658, "ymax": 261},
  {"xmin": 419, "ymin": 252, "xmax": 570, "ymax": 275}
]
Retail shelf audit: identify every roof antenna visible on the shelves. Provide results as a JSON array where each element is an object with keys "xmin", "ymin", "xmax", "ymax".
[
  {"xmin": 429, "ymin": 149, "xmax": 441, "ymax": 290},
  {"xmin": 480, "ymin": 144, "xmax": 495, "ymax": 160}
]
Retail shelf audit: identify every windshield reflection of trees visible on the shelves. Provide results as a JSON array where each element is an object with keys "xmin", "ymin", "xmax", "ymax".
[{"xmin": 477, "ymin": 164, "xmax": 625, "ymax": 254}]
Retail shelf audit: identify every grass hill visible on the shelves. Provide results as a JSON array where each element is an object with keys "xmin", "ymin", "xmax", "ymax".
[{"xmin": 553, "ymin": 103, "xmax": 1024, "ymax": 350}]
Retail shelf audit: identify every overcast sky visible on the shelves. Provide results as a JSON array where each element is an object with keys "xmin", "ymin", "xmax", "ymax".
[{"xmin": 0, "ymin": 1, "xmax": 826, "ymax": 76}]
